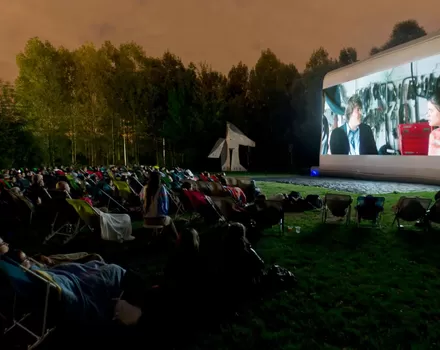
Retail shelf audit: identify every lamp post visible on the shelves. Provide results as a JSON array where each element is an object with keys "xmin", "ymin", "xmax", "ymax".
[{"xmin": 123, "ymin": 134, "xmax": 127, "ymax": 166}]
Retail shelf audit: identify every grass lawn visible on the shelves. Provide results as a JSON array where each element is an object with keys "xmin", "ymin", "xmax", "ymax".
[{"xmin": 190, "ymin": 182, "xmax": 440, "ymax": 349}]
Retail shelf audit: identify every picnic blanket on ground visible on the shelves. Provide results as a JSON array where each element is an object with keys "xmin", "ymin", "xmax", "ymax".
[{"xmin": 34, "ymin": 261, "xmax": 125, "ymax": 325}]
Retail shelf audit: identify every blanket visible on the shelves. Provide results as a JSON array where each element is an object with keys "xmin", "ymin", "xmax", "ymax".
[
  {"xmin": 98, "ymin": 209, "xmax": 132, "ymax": 242},
  {"xmin": 34, "ymin": 261, "xmax": 126, "ymax": 325}
]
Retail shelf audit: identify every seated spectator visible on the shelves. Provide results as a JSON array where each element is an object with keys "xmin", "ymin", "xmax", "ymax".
[
  {"xmin": 142, "ymin": 171, "xmax": 179, "ymax": 241},
  {"xmin": 0, "ymin": 239, "xmax": 126, "ymax": 326},
  {"xmin": 56, "ymin": 181, "xmax": 93, "ymax": 207},
  {"xmin": 27, "ymin": 174, "xmax": 50, "ymax": 205}
]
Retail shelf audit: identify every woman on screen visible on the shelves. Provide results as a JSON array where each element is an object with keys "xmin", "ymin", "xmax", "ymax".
[{"xmin": 427, "ymin": 92, "xmax": 440, "ymax": 156}]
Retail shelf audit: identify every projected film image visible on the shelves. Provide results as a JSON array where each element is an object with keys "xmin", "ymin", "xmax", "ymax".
[{"xmin": 321, "ymin": 53, "xmax": 440, "ymax": 156}]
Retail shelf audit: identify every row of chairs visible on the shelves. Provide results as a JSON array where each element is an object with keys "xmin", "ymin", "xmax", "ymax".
[{"xmin": 321, "ymin": 194, "xmax": 439, "ymax": 229}]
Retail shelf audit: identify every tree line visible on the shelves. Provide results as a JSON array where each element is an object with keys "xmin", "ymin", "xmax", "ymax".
[{"xmin": 0, "ymin": 20, "xmax": 426, "ymax": 171}]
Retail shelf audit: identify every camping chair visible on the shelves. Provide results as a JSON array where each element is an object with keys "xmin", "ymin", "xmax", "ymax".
[
  {"xmin": 355, "ymin": 195, "xmax": 385, "ymax": 227},
  {"xmin": 425, "ymin": 199, "xmax": 440, "ymax": 228},
  {"xmin": 392, "ymin": 196, "xmax": 432, "ymax": 230},
  {"xmin": 94, "ymin": 183, "xmax": 128, "ymax": 213},
  {"xmin": 322, "ymin": 194, "xmax": 353, "ymax": 225},
  {"xmin": 165, "ymin": 187, "xmax": 185, "ymax": 219},
  {"xmin": 181, "ymin": 190, "xmax": 225, "ymax": 224},
  {"xmin": 0, "ymin": 258, "xmax": 60, "ymax": 350},
  {"xmin": 43, "ymin": 191, "xmax": 86, "ymax": 245},
  {"xmin": 266, "ymin": 199, "xmax": 285, "ymax": 234},
  {"xmin": 0, "ymin": 188, "xmax": 34, "ymax": 227},
  {"xmin": 67, "ymin": 199, "xmax": 134, "ymax": 242}
]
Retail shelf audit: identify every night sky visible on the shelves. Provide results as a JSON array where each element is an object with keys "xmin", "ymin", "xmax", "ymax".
[{"xmin": 0, "ymin": 0, "xmax": 439, "ymax": 81}]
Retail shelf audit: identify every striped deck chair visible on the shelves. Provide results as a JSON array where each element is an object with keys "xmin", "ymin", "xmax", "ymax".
[{"xmin": 0, "ymin": 258, "xmax": 60, "ymax": 349}]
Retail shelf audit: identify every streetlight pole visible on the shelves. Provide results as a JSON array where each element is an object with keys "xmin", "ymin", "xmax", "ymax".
[{"xmin": 123, "ymin": 134, "xmax": 127, "ymax": 166}]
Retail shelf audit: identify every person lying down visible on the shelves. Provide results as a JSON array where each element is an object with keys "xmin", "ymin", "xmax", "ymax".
[{"xmin": 0, "ymin": 238, "xmax": 126, "ymax": 326}]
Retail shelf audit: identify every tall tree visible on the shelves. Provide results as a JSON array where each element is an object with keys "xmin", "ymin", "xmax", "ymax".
[
  {"xmin": 72, "ymin": 43, "xmax": 112, "ymax": 165},
  {"xmin": 339, "ymin": 47, "xmax": 358, "ymax": 66},
  {"xmin": 248, "ymin": 49, "xmax": 300, "ymax": 170},
  {"xmin": 225, "ymin": 62, "xmax": 249, "ymax": 130},
  {"xmin": 0, "ymin": 80, "xmax": 41, "ymax": 168},
  {"xmin": 370, "ymin": 20, "xmax": 427, "ymax": 55},
  {"xmin": 15, "ymin": 37, "xmax": 72, "ymax": 165}
]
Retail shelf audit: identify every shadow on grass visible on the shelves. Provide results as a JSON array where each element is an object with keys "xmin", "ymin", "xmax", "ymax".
[
  {"xmin": 394, "ymin": 226, "xmax": 440, "ymax": 266},
  {"xmin": 296, "ymin": 223, "xmax": 374, "ymax": 251}
]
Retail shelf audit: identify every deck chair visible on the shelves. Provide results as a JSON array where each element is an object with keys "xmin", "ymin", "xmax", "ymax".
[
  {"xmin": 0, "ymin": 258, "xmax": 60, "ymax": 350},
  {"xmin": 392, "ymin": 196, "xmax": 432, "ymax": 230},
  {"xmin": 1, "ymin": 188, "xmax": 35, "ymax": 226},
  {"xmin": 165, "ymin": 188, "xmax": 185, "ymax": 219},
  {"xmin": 425, "ymin": 199, "xmax": 440, "ymax": 227},
  {"xmin": 355, "ymin": 195, "xmax": 385, "ymax": 227},
  {"xmin": 67, "ymin": 199, "xmax": 133, "ymax": 242},
  {"xmin": 181, "ymin": 190, "xmax": 225, "ymax": 224},
  {"xmin": 97, "ymin": 185, "xmax": 129, "ymax": 213},
  {"xmin": 113, "ymin": 181, "xmax": 133, "ymax": 199},
  {"xmin": 322, "ymin": 194, "xmax": 353, "ymax": 225},
  {"xmin": 44, "ymin": 191, "xmax": 85, "ymax": 245},
  {"xmin": 261, "ymin": 199, "xmax": 285, "ymax": 234}
]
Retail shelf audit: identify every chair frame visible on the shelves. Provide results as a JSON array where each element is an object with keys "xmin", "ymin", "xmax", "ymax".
[
  {"xmin": 392, "ymin": 196, "xmax": 432, "ymax": 230},
  {"xmin": 355, "ymin": 196, "xmax": 385, "ymax": 228},
  {"xmin": 321, "ymin": 194, "xmax": 353, "ymax": 225},
  {"xmin": 44, "ymin": 192, "xmax": 89, "ymax": 245},
  {"xmin": 0, "ymin": 257, "xmax": 59, "ymax": 350}
]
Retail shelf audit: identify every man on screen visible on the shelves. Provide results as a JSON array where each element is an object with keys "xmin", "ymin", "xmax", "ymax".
[{"xmin": 329, "ymin": 95, "xmax": 378, "ymax": 155}]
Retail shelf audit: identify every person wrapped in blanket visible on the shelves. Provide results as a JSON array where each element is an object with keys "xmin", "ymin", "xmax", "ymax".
[
  {"xmin": 0, "ymin": 238, "xmax": 126, "ymax": 326},
  {"xmin": 142, "ymin": 171, "xmax": 179, "ymax": 241}
]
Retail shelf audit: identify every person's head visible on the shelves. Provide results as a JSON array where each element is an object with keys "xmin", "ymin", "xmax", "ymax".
[
  {"xmin": 345, "ymin": 95, "xmax": 363, "ymax": 128},
  {"xmin": 0, "ymin": 237, "xmax": 9, "ymax": 255},
  {"xmin": 145, "ymin": 171, "xmax": 162, "ymax": 212},
  {"xmin": 427, "ymin": 91, "xmax": 440, "ymax": 127},
  {"xmin": 32, "ymin": 174, "xmax": 44, "ymax": 187},
  {"xmin": 56, "ymin": 181, "xmax": 70, "ymax": 193},
  {"xmin": 147, "ymin": 171, "xmax": 161, "ymax": 190},
  {"xmin": 7, "ymin": 249, "xmax": 32, "ymax": 269}
]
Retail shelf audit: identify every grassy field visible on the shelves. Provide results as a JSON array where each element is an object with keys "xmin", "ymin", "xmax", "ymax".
[{"xmin": 190, "ymin": 182, "xmax": 440, "ymax": 349}]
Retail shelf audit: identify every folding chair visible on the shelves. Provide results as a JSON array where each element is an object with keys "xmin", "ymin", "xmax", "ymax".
[
  {"xmin": 166, "ymin": 188, "xmax": 185, "ymax": 219},
  {"xmin": 68, "ymin": 199, "xmax": 134, "ymax": 242},
  {"xmin": 44, "ymin": 191, "xmax": 88, "ymax": 245},
  {"xmin": 142, "ymin": 223, "xmax": 164, "ymax": 238},
  {"xmin": 392, "ymin": 196, "xmax": 432, "ymax": 230},
  {"xmin": 425, "ymin": 199, "xmax": 440, "ymax": 228},
  {"xmin": 263, "ymin": 199, "xmax": 285, "ymax": 234},
  {"xmin": 322, "ymin": 194, "xmax": 353, "ymax": 225},
  {"xmin": 0, "ymin": 258, "xmax": 60, "ymax": 350},
  {"xmin": 1, "ymin": 188, "xmax": 35, "ymax": 226},
  {"xmin": 355, "ymin": 195, "xmax": 385, "ymax": 227},
  {"xmin": 94, "ymin": 183, "xmax": 128, "ymax": 213}
]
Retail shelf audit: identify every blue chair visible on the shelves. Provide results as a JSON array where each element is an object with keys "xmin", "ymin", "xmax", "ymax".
[
  {"xmin": 355, "ymin": 195, "xmax": 385, "ymax": 227},
  {"xmin": 0, "ymin": 258, "xmax": 59, "ymax": 349}
]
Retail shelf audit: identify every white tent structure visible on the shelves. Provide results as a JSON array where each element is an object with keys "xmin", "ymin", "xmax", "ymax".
[{"xmin": 208, "ymin": 122, "xmax": 255, "ymax": 171}]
